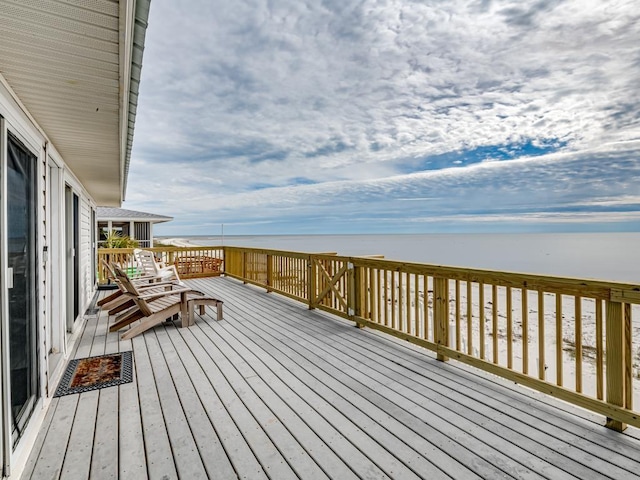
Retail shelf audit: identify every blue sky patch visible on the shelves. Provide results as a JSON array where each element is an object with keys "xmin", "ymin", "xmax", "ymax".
[{"xmin": 397, "ymin": 139, "xmax": 567, "ymax": 174}]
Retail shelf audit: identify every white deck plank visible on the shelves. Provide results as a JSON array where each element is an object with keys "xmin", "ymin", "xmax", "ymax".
[
  {"xmin": 199, "ymin": 315, "xmax": 451, "ymax": 479},
  {"xmin": 131, "ymin": 334, "xmax": 178, "ymax": 480},
  {"xmin": 90, "ymin": 386, "xmax": 119, "ymax": 480},
  {"xmin": 205, "ymin": 281, "xmax": 516, "ymax": 479},
  {"xmin": 327, "ymin": 317, "xmax": 640, "ymax": 476},
  {"xmin": 19, "ymin": 398, "xmax": 59, "ymax": 480},
  {"xmin": 117, "ymin": 328, "xmax": 148, "ymax": 480},
  {"xmin": 190, "ymin": 320, "xmax": 362, "ymax": 480},
  {"xmin": 27, "ymin": 395, "xmax": 78, "ymax": 480},
  {"xmin": 255, "ymin": 286, "xmax": 640, "ymax": 477},
  {"xmin": 186, "ymin": 322, "xmax": 338, "ymax": 480},
  {"xmin": 142, "ymin": 332, "xmax": 209, "ymax": 479},
  {"xmin": 59, "ymin": 392, "xmax": 98, "ymax": 480},
  {"xmin": 234, "ymin": 299, "xmax": 600, "ymax": 479},
  {"xmin": 174, "ymin": 327, "xmax": 299, "ymax": 480},
  {"xmin": 162, "ymin": 325, "xmax": 268, "ymax": 480},
  {"xmin": 153, "ymin": 326, "xmax": 241, "ymax": 479}
]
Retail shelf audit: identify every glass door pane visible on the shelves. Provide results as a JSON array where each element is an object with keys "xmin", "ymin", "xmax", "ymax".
[{"xmin": 7, "ymin": 134, "xmax": 38, "ymax": 440}]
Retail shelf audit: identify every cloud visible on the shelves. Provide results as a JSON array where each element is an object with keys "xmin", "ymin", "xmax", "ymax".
[{"xmin": 125, "ymin": 0, "xmax": 640, "ymax": 234}]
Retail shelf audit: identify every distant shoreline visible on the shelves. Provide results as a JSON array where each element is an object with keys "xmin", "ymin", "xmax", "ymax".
[{"xmin": 156, "ymin": 237, "xmax": 193, "ymax": 247}]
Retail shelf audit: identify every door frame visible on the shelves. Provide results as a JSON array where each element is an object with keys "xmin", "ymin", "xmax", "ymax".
[
  {"xmin": 46, "ymin": 156, "xmax": 66, "ymax": 380},
  {"xmin": 65, "ymin": 185, "xmax": 80, "ymax": 333},
  {"xmin": 0, "ymin": 114, "xmax": 10, "ymax": 479},
  {"xmin": 0, "ymin": 117, "xmax": 45, "ymax": 477}
]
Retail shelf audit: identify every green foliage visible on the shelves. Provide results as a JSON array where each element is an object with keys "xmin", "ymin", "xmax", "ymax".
[{"xmin": 103, "ymin": 230, "xmax": 139, "ymax": 249}]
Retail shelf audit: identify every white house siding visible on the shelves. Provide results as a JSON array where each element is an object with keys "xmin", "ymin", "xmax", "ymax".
[{"xmin": 0, "ymin": 78, "xmax": 98, "ymax": 478}]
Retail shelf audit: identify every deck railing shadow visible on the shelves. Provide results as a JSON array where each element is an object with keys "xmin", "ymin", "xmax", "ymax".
[{"xmin": 99, "ymin": 245, "xmax": 640, "ymax": 432}]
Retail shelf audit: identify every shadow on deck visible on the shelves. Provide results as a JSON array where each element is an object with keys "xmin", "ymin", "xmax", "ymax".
[{"xmin": 21, "ymin": 276, "xmax": 640, "ymax": 479}]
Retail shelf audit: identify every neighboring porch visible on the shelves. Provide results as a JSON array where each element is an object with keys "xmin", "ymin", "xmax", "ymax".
[{"xmin": 21, "ymin": 276, "xmax": 640, "ymax": 479}]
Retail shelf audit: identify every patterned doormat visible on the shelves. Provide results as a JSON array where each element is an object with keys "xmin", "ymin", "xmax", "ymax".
[{"xmin": 54, "ymin": 351, "xmax": 133, "ymax": 397}]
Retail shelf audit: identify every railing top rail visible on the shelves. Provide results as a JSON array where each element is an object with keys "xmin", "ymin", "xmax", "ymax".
[
  {"xmin": 350, "ymin": 256, "xmax": 640, "ymax": 302},
  {"xmin": 223, "ymin": 246, "xmax": 312, "ymax": 260}
]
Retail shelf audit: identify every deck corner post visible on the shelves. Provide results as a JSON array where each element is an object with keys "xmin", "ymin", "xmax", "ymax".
[
  {"xmin": 308, "ymin": 257, "xmax": 316, "ymax": 310},
  {"xmin": 434, "ymin": 277, "xmax": 449, "ymax": 362},
  {"xmin": 266, "ymin": 254, "xmax": 273, "ymax": 292},
  {"xmin": 351, "ymin": 262, "xmax": 365, "ymax": 328},
  {"xmin": 605, "ymin": 300, "xmax": 629, "ymax": 432},
  {"xmin": 242, "ymin": 251, "xmax": 248, "ymax": 284}
]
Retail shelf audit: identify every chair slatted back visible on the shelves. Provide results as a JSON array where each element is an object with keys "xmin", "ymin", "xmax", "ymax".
[
  {"xmin": 134, "ymin": 249, "xmax": 158, "ymax": 277},
  {"xmin": 112, "ymin": 264, "xmax": 154, "ymax": 316},
  {"xmin": 135, "ymin": 249, "xmax": 179, "ymax": 279}
]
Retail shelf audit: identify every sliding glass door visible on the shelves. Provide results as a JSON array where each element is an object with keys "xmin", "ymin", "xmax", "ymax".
[{"xmin": 6, "ymin": 134, "xmax": 38, "ymax": 441}]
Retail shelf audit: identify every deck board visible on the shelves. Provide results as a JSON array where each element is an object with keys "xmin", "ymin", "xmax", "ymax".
[
  {"xmin": 217, "ymin": 282, "xmax": 624, "ymax": 478},
  {"xmin": 21, "ymin": 277, "xmax": 640, "ymax": 480},
  {"xmin": 207, "ymin": 280, "xmax": 536, "ymax": 479},
  {"xmin": 206, "ymin": 300, "xmax": 471, "ymax": 478},
  {"xmin": 164, "ymin": 327, "xmax": 268, "ymax": 480},
  {"xmin": 154, "ymin": 329, "xmax": 237, "ymax": 479}
]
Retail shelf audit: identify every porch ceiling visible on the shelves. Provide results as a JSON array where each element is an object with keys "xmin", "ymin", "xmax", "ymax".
[{"xmin": 0, "ymin": 0, "xmax": 150, "ymax": 206}]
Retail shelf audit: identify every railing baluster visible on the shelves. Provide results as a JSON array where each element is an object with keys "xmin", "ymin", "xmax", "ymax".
[
  {"xmin": 423, "ymin": 275, "xmax": 429, "ymax": 339},
  {"xmin": 596, "ymin": 299, "xmax": 603, "ymax": 400},
  {"xmin": 406, "ymin": 272, "xmax": 412, "ymax": 334},
  {"xmin": 522, "ymin": 288, "xmax": 529, "ymax": 375},
  {"xmin": 575, "ymin": 296, "xmax": 582, "ymax": 393},
  {"xmin": 556, "ymin": 293, "xmax": 563, "ymax": 387},
  {"xmin": 467, "ymin": 281, "xmax": 473, "ymax": 356},
  {"xmin": 479, "ymin": 282, "xmax": 485, "ymax": 360},
  {"xmin": 391, "ymin": 271, "xmax": 396, "ymax": 330},
  {"xmin": 625, "ymin": 303, "xmax": 633, "ymax": 411},
  {"xmin": 492, "ymin": 284, "xmax": 498, "ymax": 364},
  {"xmin": 376, "ymin": 269, "xmax": 381, "ymax": 324},
  {"xmin": 455, "ymin": 280, "xmax": 461, "ymax": 351},
  {"xmin": 397, "ymin": 271, "xmax": 404, "ymax": 332},
  {"xmin": 507, "ymin": 287, "xmax": 513, "ymax": 369},
  {"xmin": 538, "ymin": 291, "xmax": 545, "ymax": 381}
]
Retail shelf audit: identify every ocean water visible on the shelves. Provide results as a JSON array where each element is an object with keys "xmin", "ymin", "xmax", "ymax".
[{"xmin": 164, "ymin": 233, "xmax": 640, "ymax": 283}]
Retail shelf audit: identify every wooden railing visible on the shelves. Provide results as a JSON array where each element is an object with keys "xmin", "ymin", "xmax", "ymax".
[
  {"xmin": 97, "ymin": 246, "xmax": 224, "ymax": 284},
  {"xmin": 98, "ymin": 245, "xmax": 640, "ymax": 430},
  {"xmin": 222, "ymin": 246, "xmax": 640, "ymax": 432}
]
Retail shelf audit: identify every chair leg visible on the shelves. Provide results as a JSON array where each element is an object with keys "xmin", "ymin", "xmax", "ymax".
[
  {"xmin": 110, "ymin": 309, "xmax": 144, "ymax": 332},
  {"xmin": 184, "ymin": 299, "xmax": 223, "ymax": 326},
  {"xmin": 97, "ymin": 290, "xmax": 122, "ymax": 306},
  {"xmin": 121, "ymin": 304, "xmax": 181, "ymax": 340},
  {"xmin": 101, "ymin": 294, "xmax": 129, "ymax": 311},
  {"xmin": 108, "ymin": 299, "xmax": 134, "ymax": 315}
]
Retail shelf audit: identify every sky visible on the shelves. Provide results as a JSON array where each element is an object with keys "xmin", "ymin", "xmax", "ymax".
[{"xmin": 124, "ymin": 0, "xmax": 640, "ymax": 236}]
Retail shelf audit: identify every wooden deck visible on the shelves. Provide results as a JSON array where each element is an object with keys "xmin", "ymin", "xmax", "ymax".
[{"xmin": 21, "ymin": 276, "xmax": 640, "ymax": 480}]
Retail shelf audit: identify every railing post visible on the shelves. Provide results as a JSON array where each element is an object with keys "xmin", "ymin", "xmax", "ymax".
[
  {"xmin": 266, "ymin": 254, "xmax": 273, "ymax": 292},
  {"xmin": 350, "ymin": 263, "xmax": 364, "ymax": 328},
  {"xmin": 242, "ymin": 251, "xmax": 248, "ymax": 284},
  {"xmin": 308, "ymin": 257, "xmax": 316, "ymax": 309},
  {"xmin": 606, "ymin": 300, "xmax": 630, "ymax": 431},
  {"xmin": 434, "ymin": 277, "xmax": 449, "ymax": 362}
]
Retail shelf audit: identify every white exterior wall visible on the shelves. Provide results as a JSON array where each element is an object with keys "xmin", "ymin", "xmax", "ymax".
[{"xmin": 0, "ymin": 78, "xmax": 98, "ymax": 478}]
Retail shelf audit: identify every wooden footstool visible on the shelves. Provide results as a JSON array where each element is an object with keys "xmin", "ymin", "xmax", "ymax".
[{"xmin": 183, "ymin": 297, "xmax": 224, "ymax": 327}]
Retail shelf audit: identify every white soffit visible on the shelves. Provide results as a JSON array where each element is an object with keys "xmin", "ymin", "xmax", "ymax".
[{"xmin": 0, "ymin": 0, "xmax": 149, "ymax": 205}]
